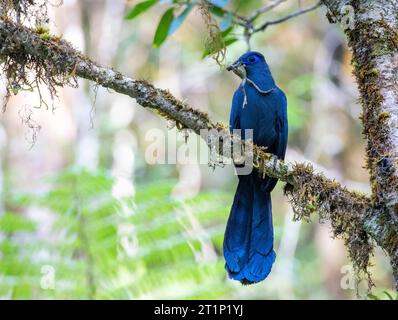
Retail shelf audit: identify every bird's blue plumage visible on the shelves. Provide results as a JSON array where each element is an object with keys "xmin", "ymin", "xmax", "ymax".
[{"xmin": 223, "ymin": 51, "xmax": 288, "ymax": 284}]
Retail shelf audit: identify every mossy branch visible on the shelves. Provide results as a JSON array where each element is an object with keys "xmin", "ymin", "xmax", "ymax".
[{"xmin": 0, "ymin": 15, "xmax": 397, "ymax": 290}]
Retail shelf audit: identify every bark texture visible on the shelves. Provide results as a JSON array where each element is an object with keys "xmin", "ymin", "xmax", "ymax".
[{"xmin": 323, "ymin": 0, "xmax": 398, "ymax": 290}]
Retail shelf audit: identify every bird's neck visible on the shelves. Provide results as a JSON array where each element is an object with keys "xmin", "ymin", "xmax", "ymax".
[{"xmin": 246, "ymin": 68, "xmax": 276, "ymax": 91}]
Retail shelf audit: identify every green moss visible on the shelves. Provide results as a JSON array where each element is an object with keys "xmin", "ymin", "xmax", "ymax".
[
  {"xmin": 283, "ymin": 162, "xmax": 374, "ymax": 291},
  {"xmin": 385, "ymin": 225, "xmax": 398, "ymax": 251},
  {"xmin": 338, "ymin": 16, "xmax": 398, "ymax": 290},
  {"xmin": 34, "ymin": 24, "xmax": 49, "ymax": 35},
  {"xmin": 39, "ymin": 32, "xmax": 50, "ymax": 41},
  {"xmin": 359, "ymin": 68, "xmax": 380, "ymax": 78},
  {"xmin": 1, "ymin": 19, "xmax": 79, "ymax": 112},
  {"xmin": 372, "ymin": 45, "xmax": 392, "ymax": 57},
  {"xmin": 378, "ymin": 112, "xmax": 391, "ymax": 122},
  {"xmin": 346, "ymin": 18, "xmax": 398, "ymax": 213}
]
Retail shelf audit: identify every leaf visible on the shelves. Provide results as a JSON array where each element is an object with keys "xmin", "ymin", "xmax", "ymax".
[
  {"xmin": 201, "ymin": 36, "xmax": 237, "ymax": 58},
  {"xmin": 0, "ymin": 213, "xmax": 36, "ymax": 232},
  {"xmin": 223, "ymin": 37, "xmax": 238, "ymax": 47},
  {"xmin": 168, "ymin": 4, "xmax": 193, "ymax": 36},
  {"xmin": 125, "ymin": 0, "xmax": 158, "ymax": 20},
  {"xmin": 219, "ymin": 12, "xmax": 233, "ymax": 31},
  {"xmin": 221, "ymin": 26, "xmax": 233, "ymax": 37},
  {"xmin": 209, "ymin": 5, "xmax": 225, "ymax": 17},
  {"xmin": 383, "ymin": 291, "xmax": 394, "ymax": 300},
  {"xmin": 367, "ymin": 294, "xmax": 380, "ymax": 300},
  {"xmin": 208, "ymin": 0, "xmax": 229, "ymax": 7},
  {"xmin": 153, "ymin": 8, "xmax": 175, "ymax": 48}
]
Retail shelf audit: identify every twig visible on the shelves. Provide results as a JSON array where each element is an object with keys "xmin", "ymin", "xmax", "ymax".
[
  {"xmin": 237, "ymin": 0, "xmax": 322, "ymax": 52},
  {"xmin": 249, "ymin": 0, "xmax": 287, "ymax": 21},
  {"xmin": 253, "ymin": 1, "xmax": 322, "ymax": 32}
]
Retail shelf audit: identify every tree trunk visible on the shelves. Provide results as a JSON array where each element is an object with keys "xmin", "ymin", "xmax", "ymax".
[{"xmin": 323, "ymin": 0, "xmax": 398, "ymax": 289}]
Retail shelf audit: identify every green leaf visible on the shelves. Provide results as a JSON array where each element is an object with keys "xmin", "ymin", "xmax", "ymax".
[
  {"xmin": 0, "ymin": 213, "xmax": 36, "ymax": 232},
  {"xmin": 221, "ymin": 26, "xmax": 233, "ymax": 37},
  {"xmin": 367, "ymin": 294, "xmax": 380, "ymax": 300},
  {"xmin": 223, "ymin": 37, "xmax": 238, "ymax": 47},
  {"xmin": 125, "ymin": 0, "xmax": 158, "ymax": 20},
  {"xmin": 383, "ymin": 291, "xmax": 394, "ymax": 300},
  {"xmin": 168, "ymin": 4, "xmax": 193, "ymax": 36},
  {"xmin": 153, "ymin": 8, "xmax": 175, "ymax": 48},
  {"xmin": 201, "ymin": 37, "xmax": 237, "ymax": 58},
  {"xmin": 209, "ymin": 5, "xmax": 225, "ymax": 17}
]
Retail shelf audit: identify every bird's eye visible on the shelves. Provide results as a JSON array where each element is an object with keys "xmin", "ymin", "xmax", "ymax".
[{"xmin": 248, "ymin": 56, "xmax": 257, "ymax": 63}]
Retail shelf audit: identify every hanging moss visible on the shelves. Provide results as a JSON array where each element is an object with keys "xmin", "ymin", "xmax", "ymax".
[
  {"xmin": 283, "ymin": 163, "xmax": 374, "ymax": 291},
  {"xmin": 0, "ymin": 0, "xmax": 50, "ymax": 25},
  {"xmin": 198, "ymin": 0, "xmax": 226, "ymax": 67},
  {"xmin": 0, "ymin": 19, "xmax": 79, "ymax": 110}
]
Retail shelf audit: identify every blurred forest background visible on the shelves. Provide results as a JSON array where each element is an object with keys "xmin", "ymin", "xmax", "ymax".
[{"xmin": 0, "ymin": 0, "xmax": 395, "ymax": 299}]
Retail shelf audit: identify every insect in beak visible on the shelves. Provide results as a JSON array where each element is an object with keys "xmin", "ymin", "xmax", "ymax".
[{"xmin": 226, "ymin": 60, "xmax": 246, "ymax": 79}]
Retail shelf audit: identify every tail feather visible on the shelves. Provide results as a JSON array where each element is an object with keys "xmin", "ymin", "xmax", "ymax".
[
  {"xmin": 223, "ymin": 175, "xmax": 253, "ymax": 273},
  {"xmin": 223, "ymin": 175, "xmax": 276, "ymax": 284},
  {"xmin": 241, "ymin": 250, "xmax": 276, "ymax": 283}
]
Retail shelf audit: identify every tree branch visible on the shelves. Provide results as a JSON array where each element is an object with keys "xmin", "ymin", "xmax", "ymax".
[
  {"xmin": 249, "ymin": 0, "xmax": 288, "ymax": 22},
  {"xmin": 253, "ymin": 1, "xmax": 323, "ymax": 33},
  {"xmin": 0, "ymin": 15, "xmax": 396, "ymax": 290},
  {"xmin": 230, "ymin": 0, "xmax": 323, "ymax": 50}
]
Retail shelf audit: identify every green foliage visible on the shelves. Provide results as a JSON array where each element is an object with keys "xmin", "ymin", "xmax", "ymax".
[
  {"xmin": 0, "ymin": 168, "xmax": 233, "ymax": 299},
  {"xmin": 153, "ymin": 8, "xmax": 175, "ymax": 47},
  {"xmin": 201, "ymin": 26, "xmax": 237, "ymax": 58},
  {"xmin": 285, "ymin": 74, "xmax": 321, "ymax": 132},
  {"xmin": 125, "ymin": 0, "xmax": 159, "ymax": 20},
  {"xmin": 368, "ymin": 290, "xmax": 398, "ymax": 300},
  {"xmin": 125, "ymin": 0, "xmax": 236, "ymax": 54},
  {"xmin": 0, "ymin": 212, "xmax": 36, "ymax": 233}
]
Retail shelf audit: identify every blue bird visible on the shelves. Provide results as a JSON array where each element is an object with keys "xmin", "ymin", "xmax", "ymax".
[{"xmin": 224, "ymin": 51, "xmax": 288, "ymax": 284}]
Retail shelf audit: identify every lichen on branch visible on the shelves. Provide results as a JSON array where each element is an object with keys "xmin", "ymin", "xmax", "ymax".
[{"xmin": 0, "ymin": 0, "xmax": 75, "ymax": 110}]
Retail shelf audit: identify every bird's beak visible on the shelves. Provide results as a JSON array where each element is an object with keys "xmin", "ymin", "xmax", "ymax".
[
  {"xmin": 226, "ymin": 60, "xmax": 246, "ymax": 79},
  {"xmin": 226, "ymin": 60, "xmax": 242, "ymax": 71}
]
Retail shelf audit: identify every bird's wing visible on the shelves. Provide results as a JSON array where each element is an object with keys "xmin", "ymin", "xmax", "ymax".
[
  {"xmin": 274, "ymin": 88, "xmax": 288, "ymax": 160},
  {"xmin": 229, "ymin": 87, "xmax": 243, "ymax": 132},
  {"xmin": 253, "ymin": 87, "xmax": 288, "ymax": 192}
]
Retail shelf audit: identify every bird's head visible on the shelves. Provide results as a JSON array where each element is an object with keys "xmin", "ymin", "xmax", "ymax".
[{"xmin": 226, "ymin": 51, "xmax": 267, "ymax": 79}]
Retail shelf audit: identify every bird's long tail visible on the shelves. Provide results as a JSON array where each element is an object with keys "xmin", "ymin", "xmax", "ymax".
[{"xmin": 223, "ymin": 174, "xmax": 276, "ymax": 284}]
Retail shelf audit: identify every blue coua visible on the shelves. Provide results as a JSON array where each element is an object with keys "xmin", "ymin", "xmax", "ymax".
[{"xmin": 224, "ymin": 51, "xmax": 288, "ymax": 284}]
